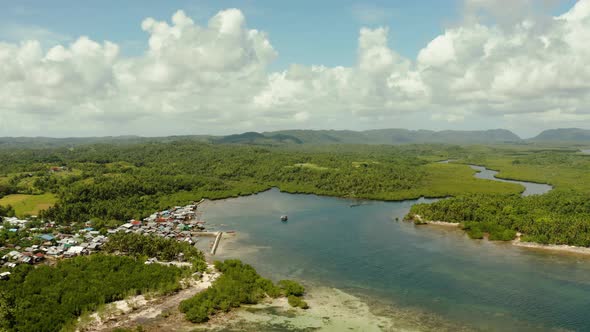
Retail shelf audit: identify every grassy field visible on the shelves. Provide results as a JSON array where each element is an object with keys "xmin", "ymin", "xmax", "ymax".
[
  {"xmin": 419, "ymin": 163, "xmax": 524, "ymax": 196},
  {"xmin": 0, "ymin": 193, "xmax": 58, "ymax": 217},
  {"xmin": 452, "ymin": 145, "xmax": 590, "ymax": 192},
  {"xmin": 368, "ymin": 163, "xmax": 523, "ymax": 200},
  {"xmin": 276, "ymin": 162, "xmax": 523, "ymax": 201}
]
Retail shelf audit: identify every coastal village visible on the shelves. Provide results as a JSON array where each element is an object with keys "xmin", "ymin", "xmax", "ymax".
[{"xmin": 0, "ymin": 200, "xmax": 224, "ymax": 279}]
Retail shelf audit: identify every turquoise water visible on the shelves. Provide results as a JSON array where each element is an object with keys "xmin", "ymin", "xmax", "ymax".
[{"xmin": 204, "ymin": 189, "xmax": 590, "ymax": 331}]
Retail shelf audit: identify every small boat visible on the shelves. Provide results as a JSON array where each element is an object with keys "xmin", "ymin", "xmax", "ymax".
[{"xmin": 280, "ymin": 215, "xmax": 288, "ymax": 222}]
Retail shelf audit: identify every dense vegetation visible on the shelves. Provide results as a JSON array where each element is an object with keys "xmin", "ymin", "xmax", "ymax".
[
  {"xmin": 2, "ymin": 136, "xmax": 590, "ymax": 331},
  {"xmin": 0, "ymin": 255, "xmax": 188, "ymax": 332},
  {"xmin": 0, "ymin": 141, "xmax": 527, "ymax": 223},
  {"xmin": 1, "ymin": 140, "xmax": 590, "ymax": 247},
  {"xmin": 0, "ymin": 205, "xmax": 15, "ymax": 219},
  {"xmin": 180, "ymin": 259, "xmax": 306, "ymax": 323},
  {"xmin": 103, "ymin": 233, "xmax": 207, "ymax": 271},
  {"xmin": 409, "ymin": 190, "xmax": 590, "ymax": 246}
]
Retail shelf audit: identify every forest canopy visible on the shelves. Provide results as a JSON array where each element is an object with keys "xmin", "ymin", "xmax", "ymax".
[
  {"xmin": 1, "ymin": 141, "xmax": 590, "ymax": 246},
  {"xmin": 409, "ymin": 190, "xmax": 590, "ymax": 246},
  {"xmin": 0, "ymin": 255, "xmax": 189, "ymax": 332}
]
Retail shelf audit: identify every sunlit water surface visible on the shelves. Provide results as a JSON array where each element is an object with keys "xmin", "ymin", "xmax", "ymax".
[{"xmin": 203, "ymin": 188, "xmax": 590, "ymax": 331}]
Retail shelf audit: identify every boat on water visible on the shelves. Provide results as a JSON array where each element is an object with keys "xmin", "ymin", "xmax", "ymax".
[{"xmin": 280, "ymin": 215, "xmax": 288, "ymax": 222}]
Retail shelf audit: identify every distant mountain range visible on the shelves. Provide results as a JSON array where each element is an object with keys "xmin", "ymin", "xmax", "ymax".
[
  {"xmin": 2, "ymin": 128, "xmax": 590, "ymax": 148},
  {"xmin": 228, "ymin": 128, "xmax": 590, "ymax": 145},
  {"xmin": 528, "ymin": 128, "xmax": 590, "ymax": 142},
  {"xmin": 249, "ymin": 129, "xmax": 522, "ymax": 145}
]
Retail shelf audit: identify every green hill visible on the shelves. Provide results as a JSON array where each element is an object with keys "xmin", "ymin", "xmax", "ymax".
[{"xmin": 530, "ymin": 128, "xmax": 590, "ymax": 142}]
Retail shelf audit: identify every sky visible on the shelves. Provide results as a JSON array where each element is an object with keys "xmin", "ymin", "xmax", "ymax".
[{"xmin": 0, "ymin": 0, "xmax": 587, "ymax": 138}]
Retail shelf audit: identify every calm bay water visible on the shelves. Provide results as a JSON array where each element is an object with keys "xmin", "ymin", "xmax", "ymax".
[{"xmin": 203, "ymin": 189, "xmax": 590, "ymax": 331}]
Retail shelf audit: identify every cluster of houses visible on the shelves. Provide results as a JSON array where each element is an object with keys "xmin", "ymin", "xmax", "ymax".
[
  {"xmin": 1, "ymin": 201, "xmax": 210, "ymax": 274},
  {"xmin": 108, "ymin": 203, "xmax": 207, "ymax": 245},
  {"xmin": 0, "ymin": 216, "xmax": 31, "ymax": 233},
  {"xmin": 1, "ymin": 228, "xmax": 109, "ymax": 270}
]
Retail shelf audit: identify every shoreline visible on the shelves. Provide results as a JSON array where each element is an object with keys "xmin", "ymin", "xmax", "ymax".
[
  {"xmin": 421, "ymin": 220, "xmax": 460, "ymax": 227},
  {"xmin": 199, "ymin": 186, "xmax": 446, "ymax": 206},
  {"xmin": 413, "ymin": 215, "xmax": 590, "ymax": 256},
  {"xmin": 512, "ymin": 237, "xmax": 590, "ymax": 256},
  {"xmin": 133, "ymin": 285, "xmax": 472, "ymax": 332}
]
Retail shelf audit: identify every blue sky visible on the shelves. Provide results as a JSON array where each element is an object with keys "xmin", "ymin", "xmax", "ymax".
[
  {"xmin": 1, "ymin": 0, "xmax": 470, "ymax": 69},
  {"xmin": 5, "ymin": 0, "xmax": 575, "ymax": 68},
  {"xmin": 0, "ymin": 0, "xmax": 587, "ymax": 137}
]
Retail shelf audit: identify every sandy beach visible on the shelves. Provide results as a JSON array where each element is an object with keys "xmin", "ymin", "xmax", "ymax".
[
  {"xmin": 423, "ymin": 220, "xmax": 460, "ymax": 227},
  {"xmin": 412, "ymin": 214, "xmax": 460, "ymax": 227},
  {"xmin": 512, "ymin": 236, "xmax": 590, "ymax": 256}
]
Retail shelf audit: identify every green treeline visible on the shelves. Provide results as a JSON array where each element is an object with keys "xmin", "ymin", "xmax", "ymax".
[
  {"xmin": 103, "ymin": 233, "xmax": 205, "ymax": 263},
  {"xmin": 0, "ymin": 205, "xmax": 15, "ymax": 219},
  {"xmin": 180, "ymin": 259, "xmax": 306, "ymax": 323},
  {"xmin": 3, "ymin": 141, "xmax": 590, "ymax": 247},
  {"xmin": 409, "ymin": 190, "xmax": 590, "ymax": 246},
  {"xmin": 0, "ymin": 255, "xmax": 188, "ymax": 332},
  {"xmin": 1, "ymin": 142, "xmax": 429, "ymax": 222}
]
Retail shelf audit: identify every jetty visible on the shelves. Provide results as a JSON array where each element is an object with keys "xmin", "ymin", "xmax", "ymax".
[{"xmin": 210, "ymin": 231, "xmax": 223, "ymax": 255}]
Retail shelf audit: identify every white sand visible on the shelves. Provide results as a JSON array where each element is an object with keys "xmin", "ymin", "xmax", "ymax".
[
  {"xmin": 424, "ymin": 220, "xmax": 460, "ymax": 227},
  {"xmin": 513, "ymin": 237, "xmax": 590, "ymax": 256}
]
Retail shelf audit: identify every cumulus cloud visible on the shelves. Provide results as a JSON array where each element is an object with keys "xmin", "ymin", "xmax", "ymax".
[
  {"xmin": 1, "ymin": 2, "xmax": 590, "ymax": 136},
  {"xmin": 0, "ymin": 9, "xmax": 276, "ymax": 136}
]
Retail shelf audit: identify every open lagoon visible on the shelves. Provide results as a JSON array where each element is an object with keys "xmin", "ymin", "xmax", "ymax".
[{"xmin": 203, "ymin": 187, "xmax": 590, "ymax": 331}]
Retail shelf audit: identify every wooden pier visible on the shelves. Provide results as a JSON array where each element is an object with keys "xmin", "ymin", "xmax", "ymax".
[{"xmin": 210, "ymin": 231, "xmax": 223, "ymax": 255}]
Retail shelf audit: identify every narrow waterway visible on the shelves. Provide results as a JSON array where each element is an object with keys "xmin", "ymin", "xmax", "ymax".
[
  {"xmin": 438, "ymin": 160, "xmax": 553, "ymax": 196},
  {"xmin": 469, "ymin": 165, "xmax": 553, "ymax": 196}
]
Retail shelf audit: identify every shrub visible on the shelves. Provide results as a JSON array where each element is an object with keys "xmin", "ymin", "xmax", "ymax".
[
  {"xmin": 278, "ymin": 280, "xmax": 305, "ymax": 297},
  {"xmin": 288, "ymin": 295, "xmax": 309, "ymax": 309},
  {"xmin": 181, "ymin": 260, "xmax": 306, "ymax": 323},
  {"xmin": 489, "ymin": 228, "xmax": 517, "ymax": 241}
]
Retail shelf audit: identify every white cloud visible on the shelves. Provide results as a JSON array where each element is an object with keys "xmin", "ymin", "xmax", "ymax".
[{"xmin": 1, "ymin": 2, "xmax": 590, "ymax": 136}]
